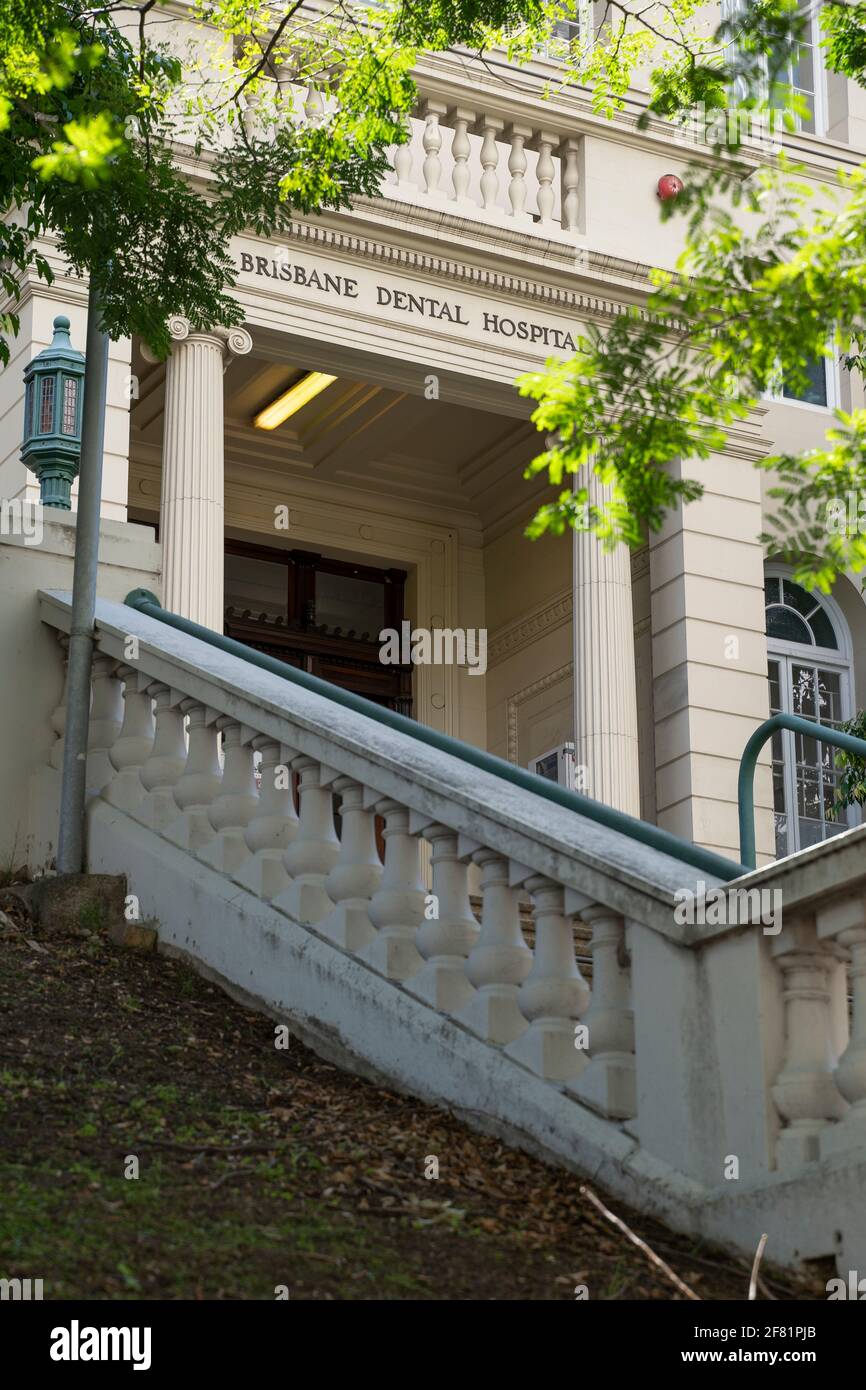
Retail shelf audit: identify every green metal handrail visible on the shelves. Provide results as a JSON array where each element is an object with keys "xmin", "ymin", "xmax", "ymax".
[
  {"xmin": 738, "ymin": 712, "xmax": 866, "ymax": 870},
  {"xmin": 123, "ymin": 589, "xmax": 746, "ymax": 882}
]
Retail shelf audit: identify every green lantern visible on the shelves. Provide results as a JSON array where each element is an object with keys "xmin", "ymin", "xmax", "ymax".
[{"xmin": 21, "ymin": 315, "xmax": 86, "ymax": 509}]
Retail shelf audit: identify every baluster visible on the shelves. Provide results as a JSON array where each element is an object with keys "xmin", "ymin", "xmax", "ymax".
[
  {"xmin": 199, "ymin": 719, "xmax": 258, "ymax": 873},
  {"xmin": 275, "ymin": 62, "xmax": 294, "ymax": 108},
  {"xmin": 304, "ymin": 84, "xmax": 324, "ymax": 126},
  {"xmin": 559, "ymin": 135, "xmax": 582, "ymax": 232},
  {"xmin": 103, "ymin": 667, "xmax": 154, "ymax": 813},
  {"xmin": 474, "ymin": 114, "xmax": 505, "ymax": 216},
  {"xmin": 358, "ymin": 797, "xmax": 424, "ymax": 981},
  {"xmin": 234, "ymin": 739, "xmax": 297, "ymax": 900},
  {"xmin": 771, "ymin": 916, "xmax": 847, "ymax": 1168},
  {"xmin": 568, "ymin": 903, "xmax": 635, "ymax": 1118},
  {"xmin": 86, "ymin": 653, "xmax": 124, "ymax": 795},
  {"xmin": 420, "ymin": 100, "xmax": 447, "ymax": 200},
  {"xmin": 529, "ymin": 130, "xmax": 557, "ymax": 227},
  {"xmin": 833, "ymin": 924, "xmax": 866, "ymax": 1142},
  {"xmin": 242, "ymin": 86, "xmax": 262, "ymax": 139},
  {"xmin": 319, "ymin": 776, "xmax": 381, "ymax": 951},
  {"xmin": 456, "ymin": 848, "xmax": 531, "ymax": 1043},
  {"xmin": 406, "ymin": 821, "xmax": 478, "ymax": 1011},
  {"xmin": 449, "ymin": 106, "xmax": 475, "ymax": 204},
  {"xmin": 505, "ymin": 874, "xmax": 590, "ymax": 1080},
  {"xmin": 48, "ymin": 634, "xmax": 70, "ymax": 770},
  {"xmin": 392, "ymin": 117, "xmax": 415, "ymax": 193},
  {"xmin": 165, "ymin": 700, "xmax": 222, "ymax": 853},
  {"xmin": 272, "ymin": 755, "xmax": 339, "ymax": 925},
  {"xmin": 139, "ymin": 684, "xmax": 187, "ymax": 831},
  {"xmin": 817, "ymin": 899, "xmax": 866, "ymax": 1155},
  {"xmin": 504, "ymin": 122, "xmax": 533, "ymax": 224}
]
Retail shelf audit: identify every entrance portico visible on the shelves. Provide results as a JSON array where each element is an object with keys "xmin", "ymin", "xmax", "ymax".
[{"xmin": 127, "ymin": 219, "xmax": 644, "ymax": 817}]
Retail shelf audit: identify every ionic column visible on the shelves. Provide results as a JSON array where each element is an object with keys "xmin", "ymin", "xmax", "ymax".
[
  {"xmin": 152, "ymin": 317, "xmax": 252, "ymax": 631},
  {"xmin": 573, "ymin": 467, "xmax": 641, "ymax": 816}
]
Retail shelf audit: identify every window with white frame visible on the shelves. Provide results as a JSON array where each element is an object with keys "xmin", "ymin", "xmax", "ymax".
[
  {"xmin": 537, "ymin": 2, "xmax": 592, "ymax": 61},
  {"xmin": 765, "ymin": 569, "xmax": 857, "ymax": 858},
  {"xmin": 767, "ymin": 351, "xmax": 838, "ymax": 409},
  {"xmin": 721, "ymin": 0, "xmax": 826, "ymax": 136}
]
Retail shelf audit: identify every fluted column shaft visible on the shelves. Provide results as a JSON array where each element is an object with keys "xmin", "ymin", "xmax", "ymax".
[
  {"xmin": 573, "ymin": 468, "xmax": 640, "ymax": 816},
  {"xmin": 157, "ymin": 318, "xmax": 252, "ymax": 630}
]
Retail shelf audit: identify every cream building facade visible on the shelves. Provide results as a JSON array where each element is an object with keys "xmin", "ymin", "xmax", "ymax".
[{"xmin": 3, "ymin": 1, "xmax": 865, "ymax": 870}]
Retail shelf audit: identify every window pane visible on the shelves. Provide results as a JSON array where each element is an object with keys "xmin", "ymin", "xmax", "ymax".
[
  {"xmin": 315, "ymin": 572, "xmax": 384, "ymax": 637},
  {"xmin": 792, "ymin": 666, "xmax": 816, "ymax": 719},
  {"xmin": 765, "ymin": 576, "xmax": 780, "ymax": 606},
  {"xmin": 224, "ymin": 553, "xmax": 288, "ymax": 621},
  {"xmin": 808, "ymin": 606, "xmax": 838, "ymax": 650},
  {"xmin": 768, "ymin": 659, "xmax": 781, "ymax": 714},
  {"xmin": 766, "ymin": 606, "xmax": 811, "ymax": 644},
  {"xmin": 781, "ymin": 580, "xmax": 817, "ymax": 619},
  {"xmin": 794, "ymin": 44, "xmax": 814, "ymax": 94},
  {"xmin": 782, "ymin": 356, "xmax": 827, "ymax": 406},
  {"xmin": 61, "ymin": 378, "xmax": 78, "ymax": 435},
  {"xmin": 815, "ymin": 669, "xmax": 842, "ymax": 724},
  {"xmin": 39, "ymin": 376, "xmax": 55, "ymax": 433}
]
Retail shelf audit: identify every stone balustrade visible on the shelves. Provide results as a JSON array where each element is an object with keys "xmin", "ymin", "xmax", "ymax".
[
  {"xmin": 385, "ymin": 102, "xmax": 584, "ymax": 239},
  {"xmin": 240, "ymin": 72, "xmax": 585, "ymax": 242},
  {"xmin": 35, "ymin": 592, "xmax": 866, "ymax": 1273}
]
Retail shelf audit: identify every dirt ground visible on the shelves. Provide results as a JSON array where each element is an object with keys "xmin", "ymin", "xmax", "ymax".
[{"xmin": 0, "ymin": 893, "xmax": 828, "ymax": 1301}]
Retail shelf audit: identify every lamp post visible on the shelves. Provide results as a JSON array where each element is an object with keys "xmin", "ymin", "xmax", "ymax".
[
  {"xmin": 21, "ymin": 316, "xmax": 86, "ymax": 508},
  {"xmin": 55, "ymin": 285, "xmax": 111, "ymax": 875}
]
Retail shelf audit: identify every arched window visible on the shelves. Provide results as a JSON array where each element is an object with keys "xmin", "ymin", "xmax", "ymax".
[{"xmin": 765, "ymin": 569, "xmax": 857, "ymax": 857}]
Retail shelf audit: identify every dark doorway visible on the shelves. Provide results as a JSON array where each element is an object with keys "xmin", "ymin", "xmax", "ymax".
[{"xmin": 224, "ymin": 540, "xmax": 413, "ymax": 715}]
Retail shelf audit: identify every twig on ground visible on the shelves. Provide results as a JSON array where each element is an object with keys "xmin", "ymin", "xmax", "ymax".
[
  {"xmin": 579, "ymin": 1185, "xmax": 701, "ymax": 1301},
  {"xmin": 749, "ymin": 1233, "xmax": 769, "ymax": 1300}
]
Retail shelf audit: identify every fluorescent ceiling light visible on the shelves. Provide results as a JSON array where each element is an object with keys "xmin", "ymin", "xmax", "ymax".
[{"xmin": 253, "ymin": 371, "xmax": 337, "ymax": 429}]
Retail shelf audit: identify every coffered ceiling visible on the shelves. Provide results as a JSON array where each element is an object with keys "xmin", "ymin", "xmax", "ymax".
[{"xmin": 129, "ymin": 334, "xmax": 550, "ymax": 539}]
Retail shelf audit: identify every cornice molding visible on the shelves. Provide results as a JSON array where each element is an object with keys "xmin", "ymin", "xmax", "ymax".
[
  {"xmin": 266, "ymin": 219, "xmax": 645, "ymax": 325},
  {"xmin": 506, "ymin": 661, "xmax": 574, "ymax": 763},
  {"xmin": 489, "ymin": 589, "xmax": 572, "ymax": 666}
]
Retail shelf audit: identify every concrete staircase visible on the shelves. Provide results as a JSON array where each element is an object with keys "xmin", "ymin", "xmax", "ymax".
[{"xmin": 29, "ymin": 588, "xmax": 866, "ymax": 1276}]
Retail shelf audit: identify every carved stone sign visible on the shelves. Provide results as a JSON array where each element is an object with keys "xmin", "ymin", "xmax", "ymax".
[{"xmin": 234, "ymin": 243, "xmax": 579, "ymax": 359}]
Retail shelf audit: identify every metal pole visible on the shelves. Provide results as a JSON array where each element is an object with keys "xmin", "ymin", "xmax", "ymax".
[{"xmin": 56, "ymin": 279, "xmax": 110, "ymax": 874}]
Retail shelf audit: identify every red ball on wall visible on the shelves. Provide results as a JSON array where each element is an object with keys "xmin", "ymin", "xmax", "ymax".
[{"xmin": 657, "ymin": 174, "xmax": 684, "ymax": 201}]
